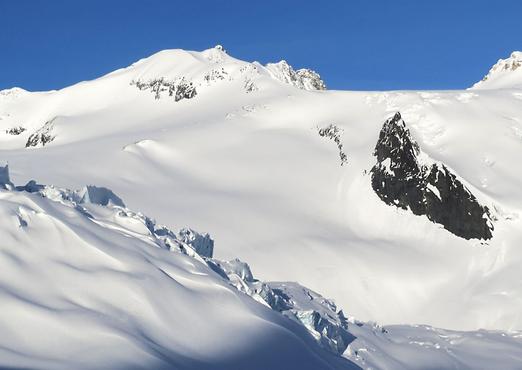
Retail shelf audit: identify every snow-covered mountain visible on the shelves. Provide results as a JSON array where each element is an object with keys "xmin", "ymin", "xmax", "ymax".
[
  {"xmin": 1, "ymin": 167, "xmax": 521, "ymax": 370},
  {"xmin": 472, "ymin": 51, "xmax": 522, "ymax": 89},
  {"xmin": 1, "ymin": 46, "xmax": 522, "ymax": 368}
]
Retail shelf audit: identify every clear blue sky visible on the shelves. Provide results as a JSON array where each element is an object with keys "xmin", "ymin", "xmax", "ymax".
[{"xmin": 1, "ymin": 0, "xmax": 521, "ymax": 91}]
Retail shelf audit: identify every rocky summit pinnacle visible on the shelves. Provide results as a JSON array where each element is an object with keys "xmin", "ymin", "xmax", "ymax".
[
  {"xmin": 371, "ymin": 112, "xmax": 493, "ymax": 240},
  {"xmin": 472, "ymin": 51, "xmax": 522, "ymax": 89},
  {"xmin": 265, "ymin": 60, "xmax": 327, "ymax": 91}
]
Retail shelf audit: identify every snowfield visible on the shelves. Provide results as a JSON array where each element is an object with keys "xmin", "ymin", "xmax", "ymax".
[
  {"xmin": 0, "ymin": 173, "xmax": 356, "ymax": 370},
  {"xmin": 1, "ymin": 170, "xmax": 521, "ymax": 369},
  {"xmin": 1, "ymin": 46, "xmax": 522, "ymax": 369}
]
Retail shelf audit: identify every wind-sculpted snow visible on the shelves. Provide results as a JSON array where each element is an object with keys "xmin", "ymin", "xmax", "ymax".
[
  {"xmin": 15, "ymin": 180, "xmax": 212, "ymax": 261},
  {"xmin": 345, "ymin": 323, "xmax": 522, "ymax": 370},
  {"xmin": 473, "ymin": 51, "xmax": 522, "ymax": 89},
  {"xmin": 207, "ymin": 258, "xmax": 354, "ymax": 355},
  {"xmin": 1, "ymin": 166, "xmax": 522, "ymax": 369},
  {"xmin": 201, "ymin": 255, "xmax": 522, "ymax": 369},
  {"xmin": 131, "ymin": 77, "xmax": 197, "ymax": 101},
  {"xmin": 371, "ymin": 112, "xmax": 494, "ymax": 240},
  {"xmin": 0, "ymin": 171, "xmax": 359, "ymax": 370},
  {"xmin": 125, "ymin": 45, "xmax": 324, "ymax": 105}
]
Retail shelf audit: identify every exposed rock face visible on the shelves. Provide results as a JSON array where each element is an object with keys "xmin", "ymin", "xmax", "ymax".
[
  {"xmin": 5, "ymin": 165, "xmax": 353, "ymax": 357},
  {"xmin": 6, "ymin": 126, "xmax": 26, "ymax": 135},
  {"xmin": 131, "ymin": 77, "xmax": 197, "ymax": 101},
  {"xmin": 203, "ymin": 68, "xmax": 229, "ymax": 84},
  {"xmin": 265, "ymin": 60, "xmax": 326, "ymax": 91},
  {"xmin": 371, "ymin": 112, "xmax": 493, "ymax": 240},
  {"xmin": 173, "ymin": 79, "xmax": 197, "ymax": 101},
  {"xmin": 13, "ymin": 175, "xmax": 214, "ymax": 261},
  {"xmin": 26, "ymin": 119, "xmax": 55, "ymax": 148},
  {"xmin": 318, "ymin": 124, "xmax": 348, "ymax": 165}
]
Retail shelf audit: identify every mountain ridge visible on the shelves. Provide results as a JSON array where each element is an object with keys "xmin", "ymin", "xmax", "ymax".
[
  {"xmin": 0, "ymin": 47, "xmax": 521, "ymax": 333},
  {"xmin": 472, "ymin": 51, "xmax": 522, "ymax": 89}
]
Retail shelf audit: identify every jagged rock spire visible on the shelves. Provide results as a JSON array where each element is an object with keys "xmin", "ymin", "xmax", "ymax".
[{"xmin": 371, "ymin": 113, "xmax": 493, "ymax": 240}]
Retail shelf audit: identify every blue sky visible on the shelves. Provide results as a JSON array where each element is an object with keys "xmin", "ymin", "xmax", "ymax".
[{"xmin": 1, "ymin": 0, "xmax": 521, "ymax": 91}]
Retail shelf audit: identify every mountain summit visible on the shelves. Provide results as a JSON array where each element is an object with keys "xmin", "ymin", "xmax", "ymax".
[
  {"xmin": 121, "ymin": 45, "xmax": 326, "ymax": 95},
  {"xmin": 472, "ymin": 51, "xmax": 522, "ymax": 89}
]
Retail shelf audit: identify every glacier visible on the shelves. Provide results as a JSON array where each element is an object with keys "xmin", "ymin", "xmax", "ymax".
[
  {"xmin": 1, "ymin": 46, "xmax": 522, "ymax": 368},
  {"xmin": 1, "ymin": 167, "xmax": 521, "ymax": 369}
]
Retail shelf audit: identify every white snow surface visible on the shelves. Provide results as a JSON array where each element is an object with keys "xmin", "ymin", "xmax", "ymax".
[
  {"xmin": 0, "ymin": 179, "xmax": 357, "ymax": 370},
  {"xmin": 1, "ymin": 47, "xmax": 522, "ymax": 367},
  {"xmin": 472, "ymin": 51, "xmax": 522, "ymax": 90},
  {"xmin": 1, "ymin": 175, "xmax": 521, "ymax": 369},
  {"xmin": 345, "ymin": 322, "xmax": 522, "ymax": 370}
]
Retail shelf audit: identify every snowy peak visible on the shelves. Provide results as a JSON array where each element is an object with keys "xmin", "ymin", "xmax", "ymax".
[
  {"xmin": 123, "ymin": 46, "xmax": 326, "ymax": 95},
  {"xmin": 0, "ymin": 46, "xmax": 328, "ymax": 152},
  {"xmin": 472, "ymin": 51, "xmax": 522, "ymax": 89},
  {"xmin": 265, "ymin": 60, "xmax": 326, "ymax": 91},
  {"xmin": 0, "ymin": 87, "xmax": 29, "ymax": 102},
  {"xmin": 201, "ymin": 44, "xmax": 229, "ymax": 61}
]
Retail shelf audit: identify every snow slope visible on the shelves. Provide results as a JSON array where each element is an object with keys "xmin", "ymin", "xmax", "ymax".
[
  {"xmin": 2, "ymin": 170, "xmax": 522, "ymax": 370},
  {"xmin": 472, "ymin": 51, "xmax": 522, "ymax": 90},
  {"xmin": 0, "ymin": 173, "xmax": 358, "ymax": 370},
  {"xmin": 1, "ymin": 46, "xmax": 522, "ymax": 336},
  {"xmin": 346, "ymin": 322, "xmax": 522, "ymax": 370}
]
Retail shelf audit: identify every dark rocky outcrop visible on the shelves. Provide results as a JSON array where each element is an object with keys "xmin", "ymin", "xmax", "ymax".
[
  {"xmin": 371, "ymin": 112, "xmax": 493, "ymax": 240},
  {"xmin": 173, "ymin": 80, "xmax": 197, "ymax": 101},
  {"xmin": 131, "ymin": 77, "xmax": 197, "ymax": 102},
  {"xmin": 318, "ymin": 124, "xmax": 348, "ymax": 166},
  {"xmin": 26, "ymin": 119, "xmax": 55, "ymax": 148},
  {"xmin": 6, "ymin": 126, "xmax": 26, "ymax": 135}
]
